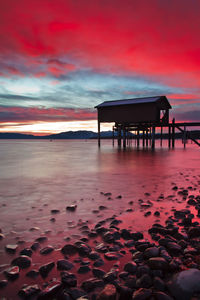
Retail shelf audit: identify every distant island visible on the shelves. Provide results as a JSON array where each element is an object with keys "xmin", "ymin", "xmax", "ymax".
[{"xmin": 0, "ymin": 130, "xmax": 199, "ymax": 140}]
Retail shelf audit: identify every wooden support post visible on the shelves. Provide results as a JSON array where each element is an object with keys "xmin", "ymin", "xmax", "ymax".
[
  {"xmin": 137, "ymin": 130, "xmax": 140, "ymax": 147},
  {"xmin": 142, "ymin": 130, "xmax": 145, "ymax": 147},
  {"xmin": 98, "ymin": 120, "xmax": 101, "ymax": 147},
  {"xmin": 149, "ymin": 127, "xmax": 152, "ymax": 146},
  {"xmin": 118, "ymin": 126, "xmax": 121, "ymax": 147},
  {"xmin": 112, "ymin": 126, "xmax": 114, "ymax": 147},
  {"xmin": 146, "ymin": 129, "xmax": 148, "ymax": 147},
  {"xmin": 160, "ymin": 126, "xmax": 163, "ymax": 147},
  {"xmin": 168, "ymin": 125, "xmax": 171, "ymax": 148},
  {"xmin": 123, "ymin": 126, "xmax": 126, "ymax": 148},
  {"xmin": 172, "ymin": 118, "xmax": 175, "ymax": 148},
  {"xmin": 183, "ymin": 125, "xmax": 186, "ymax": 148},
  {"xmin": 152, "ymin": 126, "xmax": 155, "ymax": 149}
]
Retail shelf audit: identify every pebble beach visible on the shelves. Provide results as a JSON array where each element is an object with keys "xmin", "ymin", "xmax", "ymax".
[{"xmin": 0, "ymin": 140, "xmax": 200, "ymax": 300}]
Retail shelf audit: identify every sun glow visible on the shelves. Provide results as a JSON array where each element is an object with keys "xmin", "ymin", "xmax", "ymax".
[{"xmin": 0, "ymin": 121, "xmax": 114, "ymax": 135}]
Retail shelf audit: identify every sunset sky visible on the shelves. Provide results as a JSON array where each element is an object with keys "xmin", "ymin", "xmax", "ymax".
[{"xmin": 0, "ymin": 0, "xmax": 200, "ymax": 135}]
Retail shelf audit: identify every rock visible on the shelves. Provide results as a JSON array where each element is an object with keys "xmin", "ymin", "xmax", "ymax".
[
  {"xmin": 31, "ymin": 242, "xmax": 40, "ymax": 251},
  {"xmin": 67, "ymin": 288, "xmax": 87, "ymax": 300},
  {"xmin": 12, "ymin": 255, "xmax": 32, "ymax": 269},
  {"xmin": 166, "ymin": 242, "xmax": 182, "ymax": 256},
  {"xmin": 131, "ymin": 232, "xmax": 144, "ymax": 241},
  {"xmin": 4, "ymin": 266, "xmax": 19, "ymax": 280},
  {"xmin": 77, "ymin": 243, "xmax": 92, "ymax": 256},
  {"xmin": 18, "ymin": 284, "xmax": 41, "ymax": 298},
  {"xmin": 103, "ymin": 270, "xmax": 118, "ymax": 283},
  {"xmin": 136, "ymin": 274, "xmax": 152, "ymax": 288},
  {"xmin": 26, "ymin": 269, "xmax": 39, "ymax": 278},
  {"xmin": 104, "ymin": 252, "xmax": 121, "ymax": 260},
  {"xmin": 35, "ymin": 236, "xmax": 47, "ymax": 243},
  {"xmin": 61, "ymin": 271, "xmax": 77, "ymax": 287},
  {"xmin": 39, "ymin": 262, "xmax": 55, "ymax": 278},
  {"xmin": 143, "ymin": 247, "xmax": 159, "ymax": 258},
  {"xmin": 57, "ymin": 259, "xmax": 74, "ymax": 271},
  {"xmin": 154, "ymin": 211, "xmax": 160, "ymax": 217},
  {"xmin": 78, "ymin": 265, "xmax": 91, "ymax": 274},
  {"xmin": 51, "ymin": 209, "xmax": 60, "ymax": 214},
  {"xmin": 96, "ymin": 243, "xmax": 108, "ymax": 253},
  {"xmin": 20, "ymin": 248, "xmax": 33, "ymax": 257},
  {"xmin": 154, "ymin": 291, "xmax": 173, "ymax": 300},
  {"xmin": 168, "ymin": 269, "xmax": 200, "ymax": 300},
  {"xmin": 153, "ymin": 277, "xmax": 166, "ymax": 291},
  {"xmin": 132, "ymin": 288, "xmax": 152, "ymax": 300},
  {"xmin": 81, "ymin": 278, "xmax": 104, "ymax": 292},
  {"xmin": 88, "ymin": 252, "xmax": 100, "ymax": 260},
  {"xmin": 0, "ymin": 280, "xmax": 8, "ymax": 288},
  {"xmin": 93, "ymin": 258, "xmax": 105, "ymax": 267},
  {"xmin": 5, "ymin": 244, "xmax": 18, "ymax": 253},
  {"xmin": 118, "ymin": 286, "xmax": 133, "ymax": 300},
  {"xmin": 188, "ymin": 226, "xmax": 200, "ymax": 238},
  {"xmin": 124, "ymin": 262, "xmax": 137, "ymax": 274},
  {"xmin": 61, "ymin": 244, "xmax": 78, "ymax": 255},
  {"xmin": 37, "ymin": 282, "xmax": 62, "ymax": 299},
  {"xmin": 0, "ymin": 233, "xmax": 5, "ymax": 240},
  {"xmin": 96, "ymin": 284, "xmax": 116, "ymax": 300},
  {"xmin": 148, "ymin": 257, "xmax": 168, "ymax": 270},
  {"xmin": 99, "ymin": 205, "xmax": 107, "ymax": 210},
  {"xmin": 40, "ymin": 246, "xmax": 54, "ymax": 255},
  {"xmin": 66, "ymin": 205, "xmax": 77, "ymax": 212},
  {"xmin": 136, "ymin": 265, "xmax": 150, "ymax": 278},
  {"xmin": 92, "ymin": 268, "xmax": 106, "ymax": 278}
]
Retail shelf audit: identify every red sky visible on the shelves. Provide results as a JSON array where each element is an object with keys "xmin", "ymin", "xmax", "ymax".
[{"xmin": 0, "ymin": 0, "xmax": 200, "ymax": 134}]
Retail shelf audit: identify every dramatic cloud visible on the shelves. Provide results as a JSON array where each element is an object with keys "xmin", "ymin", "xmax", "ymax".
[{"xmin": 0, "ymin": 0, "xmax": 199, "ymax": 133}]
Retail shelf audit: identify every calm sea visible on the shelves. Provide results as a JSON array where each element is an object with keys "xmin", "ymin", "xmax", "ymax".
[
  {"xmin": 0, "ymin": 139, "xmax": 199, "ymax": 298},
  {"xmin": 0, "ymin": 139, "xmax": 199, "ymax": 237}
]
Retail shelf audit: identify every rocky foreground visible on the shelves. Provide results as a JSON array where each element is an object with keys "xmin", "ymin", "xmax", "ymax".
[{"xmin": 1, "ymin": 188, "xmax": 200, "ymax": 299}]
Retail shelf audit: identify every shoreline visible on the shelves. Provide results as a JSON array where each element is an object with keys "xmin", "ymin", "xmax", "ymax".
[{"xmin": 0, "ymin": 182, "xmax": 200, "ymax": 299}]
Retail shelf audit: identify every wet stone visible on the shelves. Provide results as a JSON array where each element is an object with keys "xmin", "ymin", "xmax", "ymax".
[
  {"xmin": 35, "ymin": 236, "xmax": 47, "ymax": 243},
  {"xmin": 93, "ymin": 258, "xmax": 105, "ymax": 267},
  {"xmin": 95, "ymin": 243, "xmax": 108, "ymax": 253},
  {"xmin": 124, "ymin": 262, "xmax": 137, "ymax": 274},
  {"xmin": 0, "ymin": 280, "xmax": 8, "ymax": 288},
  {"xmin": 20, "ymin": 248, "xmax": 33, "ymax": 257},
  {"xmin": 88, "ymin": 251, "xmax": 100, "ymax": 260},
  {"xmin": 31, "ymin": 242, "xmax": 40, "ymax": 251},
  {"xmin": 143, "ymin": 247, "xmax": 160, "ymax": 258},
  {"xmin": 18, "ymin": 284, "xmax": 41, "ymax": 298},
  {"xmin": 132, "ymin": 288, "xmax": 152, "ymax": 300},
  {"xmin": 77, "ymin": 243, "xmax": 92, "ymax": 256},
  {"xmin": 81, "ymin": 278, "xmax": 104, "ymax": 292},
  {"xmin": 153, "ymin": 277, "xmax": 166, "ymax": 291},
  {"xmin": 61, "ymin": 271, "xmax": 77, "ymax": 287},
  {"xmin": 96, "ymin": 284, "xmax": 116, "ymax": 300},
  {"xmin": 66, "ymin": 205, "xmax": 77, "ymax": 211},
  {"xmin": 61, "ymin": 244, "xmax": 78, "ymax": 255},
  {"xmin": 37, "ymin": 281, "xmax": 62, "ymax": 300},
  {"xmin": 136, "ymin": 265, "xmax": 150, "ymax": 278},
  {"xmin": 40, "ymin": 245, "xmax": 54, "ymax": 255},
  {"xmin": 103, "ymin": 270, "xmax": 118, "ymax": 283},
  {"xmin": 51, "ymin": 209, "xmax": 60, "ymax": 214},
  {"xmin": 4, "ymin": 266, "xmax": 19, "ymax": 280},
  {"xmin": 168, "ymin": 268, "xmax": 200, "ymax": 300},
  {"xmin": 78, "ymin": 265, "xmax": 91, "ymax": 274},
  {"xmin": 0, "ymin": 233, "xmax": 5, "ymax": 240},
  {"xmin": 26, "ymin": 269, "xmax": 39, "ymax": 279},
  {"xmin": 136, "ymin": 274, "xmax": 152, "ymax": 288},
  {"xmin": 67, "ymin": 288, "xmax": 87, "ymax": 300},
  {"xmin": 92, "ymin": 268, "xmax": 106, "ymax": 278},
  {"xmin": 39, "ymin": 262, "xmax": 55, "ymax": 278},
  {"xmin": 12, "ymin": 255, "xmax": 32, "ymax": 269},
  {"xmin": 148, "ymin": 257, "xmax": 169, "ymax": 270},
  {"xmin": 154, "ymin": 291, "xmax": 174, "ymax": 300},
  {"xmin": 104, "ymin": 252, "xmax": 122, "ymax": 260},
  {"xmin": 57, "ymin": 259, "xmax": 74, "ymax": 271},
  {"xmin": 5, "ymin": 244, "xmax": 18, "ymax": 254},
  {"xmin": 118, "ymin": 285, "xmax": 133, "ymax": 300}
]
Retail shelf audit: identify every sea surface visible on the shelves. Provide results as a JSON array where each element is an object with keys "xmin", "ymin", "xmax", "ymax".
[
  {"xmin": 0, "ymin": 139, "xmax": 199, "ymax": 236},
  {"xmin": 0, "ymin": 139, "xmax": 199, "ymax": 298}
]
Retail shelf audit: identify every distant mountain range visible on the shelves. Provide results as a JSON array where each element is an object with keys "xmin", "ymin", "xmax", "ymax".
[
  {"xmin": 0, "ymin": 130, "xmax": 117, "ymax": 139},
  {"xmin": 0, "ymin": 130, "xmax": 199, "ymax": 139}
]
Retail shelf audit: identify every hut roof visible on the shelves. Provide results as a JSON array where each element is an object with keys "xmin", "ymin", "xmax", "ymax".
[{"xmin": 95, "ymin": 96, "xmax": 171, "ymax": 109}]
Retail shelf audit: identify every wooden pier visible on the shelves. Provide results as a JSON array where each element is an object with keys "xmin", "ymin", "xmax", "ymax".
[
  {"xmin": 95, "ymin": 96, "xmax": 200, "ymax": 149},
  {"xmin": 112, "ymin": 120, "xmax": 200, "ymax": 149}
]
